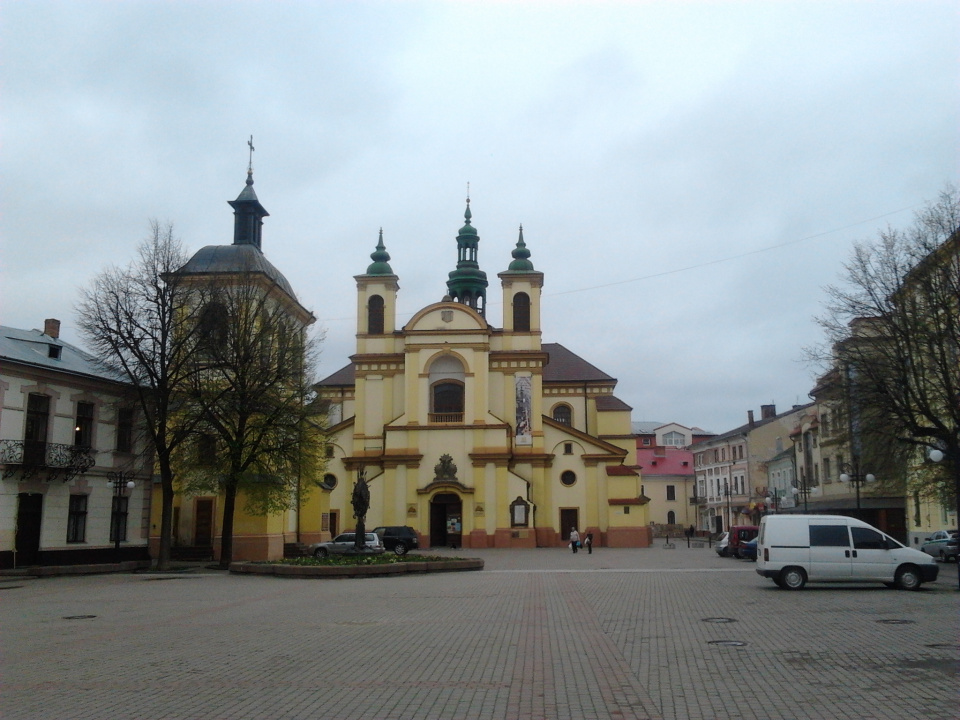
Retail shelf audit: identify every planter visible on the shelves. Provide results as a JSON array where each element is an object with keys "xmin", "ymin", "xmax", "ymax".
[{"xmin": 229, "ymin": 557, "xmax": 483, "ymax": 578}]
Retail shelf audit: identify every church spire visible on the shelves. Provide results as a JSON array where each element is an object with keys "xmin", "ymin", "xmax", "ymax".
[
  {"xmin": 446, "ymin": 194, "xmax": 488, "ymax": 316},
  {"xmin": 505, "ymin": 224, "xmax": 535, "ymax": 272},
  {"xmin": 366, "ymin": 228, "xmax": 394, "ymax": 275},
  {"xmin": 228, "ymin": 136, "xmax": 269, "ymax": 250}
]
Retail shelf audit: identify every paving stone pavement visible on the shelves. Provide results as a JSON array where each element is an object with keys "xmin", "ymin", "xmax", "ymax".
[{"xmin": 1, "ymin": 545, "xmax": 957, "ymax": 720}]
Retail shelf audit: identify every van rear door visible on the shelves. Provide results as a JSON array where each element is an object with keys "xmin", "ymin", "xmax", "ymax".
[{"xmin": 809, "ymin": 523, "xmax": 853, "ymax": 580}]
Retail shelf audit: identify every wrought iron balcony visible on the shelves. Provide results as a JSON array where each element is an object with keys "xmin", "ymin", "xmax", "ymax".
[
  {"xmin": 429, "ymin": 412, "xmax": 464, "ymax": 424},
  {"xmin": 0, "ymin": 439, "xmax": 96, "ymax": 481}
]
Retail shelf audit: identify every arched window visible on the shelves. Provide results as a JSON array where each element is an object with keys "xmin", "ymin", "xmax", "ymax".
[
  {"xmin": 432, "ymin": 382, "xmax": 464, "ymax": 420},
  {"xmin": 198, "ymin": 301, "xmax": 228, "ymax": 351},
  {"xmin": 367, "ymin": 295, "xmax": 384, "ymax": 335},
  {"xmin": 552, "ymin": 404, "xmax": 572, "ymax": 425},
  {"xmin": 429, "ymin": 355, "xmax": 465, "ymax": 422},
  {"xmin": 667, "ymin": 510, "xmax": 676, "ymax": 524},
  {"xmin": 513, "ymin": 292, "xmax": 530, "ymax": 332}
]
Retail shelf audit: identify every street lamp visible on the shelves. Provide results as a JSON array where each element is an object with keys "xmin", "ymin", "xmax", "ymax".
[
  {"xmin": 839, "ymin": 465, "xmax": 875, "ymax": 512},
  {"xmin": 792, "ymin": 482, "xmax": 810, "ymax": 512},
  {"xmin": 107, "ymin": 471, "xmax": 135, "ymax": 561},
  {"xmin": 724, "ymin": 480, "xmax": 732, "ymax": 531}
]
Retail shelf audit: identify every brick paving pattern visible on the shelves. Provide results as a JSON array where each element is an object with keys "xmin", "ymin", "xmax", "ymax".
[{"xmin": 1, "ymin": 546, "xmax": 957, "ymax": 720}]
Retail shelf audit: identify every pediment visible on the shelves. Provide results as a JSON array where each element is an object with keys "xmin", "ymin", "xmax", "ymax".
[{"xmin": 406, "ymin": 302, "xmax": 488, "ymax": 333}]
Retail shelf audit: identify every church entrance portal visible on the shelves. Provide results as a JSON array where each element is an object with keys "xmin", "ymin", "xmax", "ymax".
[{"xmin": 430, "ymin": 493, "xmax": 462, "ymax": 549}]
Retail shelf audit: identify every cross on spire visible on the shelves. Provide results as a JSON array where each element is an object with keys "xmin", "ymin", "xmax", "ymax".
[{"xmin": 247, "ymin": 135, "xmax": 255, "ymax": 173}]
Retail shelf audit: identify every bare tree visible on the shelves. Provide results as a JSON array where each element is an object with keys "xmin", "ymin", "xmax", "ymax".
[
  {"xmin": 177, "ymin": 279, "xmax": 326, "ymax": 568},
  {"xmin": 814, "ymin": 188, "xmax": 959, "ymax": 582},
  {"xmin": 77, "ymin": 221, "xmax": 203, "ymax": 570}
]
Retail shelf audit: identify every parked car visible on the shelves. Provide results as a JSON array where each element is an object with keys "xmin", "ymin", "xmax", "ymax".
[
  {"xmin": 920, "ymin": 530, "xmax": 958, "ymax": 562},
  {"xmin": 728, "ymin": 525, "xmax": 760, "ymax": 558},
  {"xmin": 756, "ymin": 514, "xmax": 938, "ymax": 590},
  {"xmin": 372, "ymin": 526, "xmax": 420, "ymax": 555},
  {"xmin": 739, "ymin": 537, "xmax": 758, "ymax": 561},
  {"xmin": 309, "ymin": 532, "xmax": 384, "ymax": 558},
  {"xmin": 715, "ymin": 532, "xmax": 730, "ymax": 557}
]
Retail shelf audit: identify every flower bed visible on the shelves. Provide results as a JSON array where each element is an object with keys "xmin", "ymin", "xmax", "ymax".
[{"xmin": 229, "ymin": 555, "xmax": 483, "ymax": 578}]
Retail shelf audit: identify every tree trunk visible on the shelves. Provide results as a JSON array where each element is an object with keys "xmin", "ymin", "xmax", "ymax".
[{"xmin": 219, "ymin": 480, "xmax": 238, "ymax": 569}]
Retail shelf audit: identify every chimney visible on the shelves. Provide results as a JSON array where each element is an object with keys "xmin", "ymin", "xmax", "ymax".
[
  {"xmin": 761, "ymin": 404, "xmax": 777, "ymax": 419},
  {"xmin": 747, "ymin": 410, "xmax": 755, "ymax": 427},
  {"xmin": 44, "ymin": 319, "xmax": 61, "ymax": 339}
]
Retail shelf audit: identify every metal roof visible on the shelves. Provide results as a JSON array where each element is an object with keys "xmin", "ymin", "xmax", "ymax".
[{"xmin": 0, "ymin": 325, "xmax": 127, "ymax": 384}]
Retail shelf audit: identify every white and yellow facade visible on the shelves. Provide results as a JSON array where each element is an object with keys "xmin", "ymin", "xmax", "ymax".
[{"xmin": 316, "ymin": 208, "xmax": 649, "ymax": 549}]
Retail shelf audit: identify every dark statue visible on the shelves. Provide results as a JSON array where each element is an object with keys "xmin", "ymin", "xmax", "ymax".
[{"xmin": 352, "ymin": 467, "xmax": 370, "ymax": 550}]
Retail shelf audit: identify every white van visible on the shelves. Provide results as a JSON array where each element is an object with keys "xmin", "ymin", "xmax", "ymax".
[{"xmin": 756, "ymin": 514, "xmax": 939, "ymax": 590}]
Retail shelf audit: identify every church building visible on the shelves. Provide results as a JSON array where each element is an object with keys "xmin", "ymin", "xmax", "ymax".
[{"xmin": 317, "ymin": 200, "xmax": 650, "ymax": 549}]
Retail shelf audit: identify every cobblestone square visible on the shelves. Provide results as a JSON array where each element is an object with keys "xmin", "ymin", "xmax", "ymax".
[{"xmin": 1, "ymin": 546, "xmax": 956, "ymax": 720}]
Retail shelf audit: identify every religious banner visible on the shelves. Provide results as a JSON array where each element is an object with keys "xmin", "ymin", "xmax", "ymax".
[{"xmin": 515, "ymin": 376, "xmax": 532, "ymax": 446}]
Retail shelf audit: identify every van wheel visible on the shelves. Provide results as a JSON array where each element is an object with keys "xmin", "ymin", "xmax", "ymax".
[
  {"xmin": 780, "ymin": 567, "xmax": 807, "ymax": 590},
  {"xmin": 894, "ymin": 565, "xmax": 922, "ymax": 591}
]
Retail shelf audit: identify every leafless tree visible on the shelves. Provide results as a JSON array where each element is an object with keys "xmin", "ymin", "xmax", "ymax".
[
  {"xmin": 77, "ymin": 221, "xmax": 203, "ymax": 570},
  {"xmin": 176, "ymin": 279, "xmax": 326, "ymax": 568},
  {"xmin": 814, "ymin": 188, "xmax": 959, "ymax": 581}
]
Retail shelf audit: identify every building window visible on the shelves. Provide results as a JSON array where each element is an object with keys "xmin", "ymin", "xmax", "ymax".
[
  {"xmin": 560, "ymin": 470, "xmax": 577, "ymax": 487},
  {"xmin": 512, "ymin": 292, "xmax": 530, "ymax": 332},
  {"xmin": 663, "ymin": 431, "xmax": 685, "ymax": 447},
  {"xmin": 643, "ymin": 438, "xmax": 651, "ymax": 446},
  {"xmin": 367, "ymin": 295, "xmax": 385, "ymax": 335},
  {"xmin": 110, "ymin": 496, "xmax": 129, "ymax": 543},
  {"xmin": 323, "ymin": 474, "xmax": 338, "ymax": 490},
  {"xmin": 563, "ymin": 443, "xmax": 573, "ymax": 455},
  {"xmin": 666, "ymin": 485, "xmax": 676, "ymax": 501},
  {"xmin": 74, "ymin": 402, "xmax": 94, "ymax": 448},
  {"xmin": 67, "ymin": 494, "xmax": 88, "ymax": 543},
  {"xmin": 552, "ymin": 404, "xmax": 572, "ymax": 425},
  {"xmin": 431, "ymin": 381, "xmax": 464, "ymax": 421},
  {"xmin": 198, "ymin": 301, "xmax": 229, "ymax": 351},
  {"xmin": 25, "ymin": 393, "xmax": 51, "ymax": 465},
  {"xmin": 196, "ymin": 433, "xmax": 217, "ymax": 466},
  {"xmin": 116, "ymin": 407, "xmax": 134, "ymax": 453},
  {"xmin": 667, "ymin": 510, "xmax": 676, "ymax": 524},
  {"xmin": 325, "ymin": 446, "xmax": 334, "ymax": 458}
]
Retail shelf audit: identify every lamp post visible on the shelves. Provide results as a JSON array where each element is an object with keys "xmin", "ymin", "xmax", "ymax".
[
  {"xmin": 107, "ymin": 471, "xmax": 135, "ymax": 561},
  {"xmin": 839, "ymin": 464, "xmax": 875, "ymax": 513},
  {"xmin": 724, "ymin": 480, "xmax": 732, "ymax": 531},
  {"xmin": 792, "ymin": 481, "xmax": 810, "ymax": 512}
]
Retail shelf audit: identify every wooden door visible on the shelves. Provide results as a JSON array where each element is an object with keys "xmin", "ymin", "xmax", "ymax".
[
  {"xmin": 194, "ymin": 499, "xmax": 214, "ymax": 547},
  {"xmin": 560, "ymin": 508, "xmax": 579, "ymax": 542},
  {"xmin": 15, "ymin": 493, "xmax": 43, "ymax": 566}
]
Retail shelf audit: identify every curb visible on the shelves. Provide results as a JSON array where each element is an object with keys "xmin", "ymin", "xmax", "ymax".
[{"xmin": 229, "ymin": 557, "xmax": 484, "ymax": 578}]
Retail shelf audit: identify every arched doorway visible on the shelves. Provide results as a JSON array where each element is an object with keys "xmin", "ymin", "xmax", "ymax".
[{"xmin": 430, "ymin": 493, "xmax": 462, "ymax": 549}]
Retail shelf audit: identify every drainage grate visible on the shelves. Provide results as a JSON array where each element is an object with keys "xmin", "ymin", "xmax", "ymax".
[
  {"xmin": 925, "ymin": 643, "xmax": 957, "ymax": 649},
  {"xmin": 0, "ymin": 585, "xmax": 24, "ymax": 590},
  {"xmin": 876, "ymin": 619, "xmax": 914, "ymax": 625},
  {"xmin": 702, "ymin": 617, "xmax": 737, "ymax": 624},
  {"xmin": 708, "ymin": 640, "xmax": 747, "ymax": 647},
  {"xmin": 143, "ymin": 576, "xmax": 200, "ymax": 581},
  {"xmin": 63, "ymin": 615, "xmax": 97, "ymax": 620}
]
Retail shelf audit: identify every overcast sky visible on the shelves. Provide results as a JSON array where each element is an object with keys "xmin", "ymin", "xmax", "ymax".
[{"xmin": 1, "ymin": 1, "xmax": 956, "ymax": 434}]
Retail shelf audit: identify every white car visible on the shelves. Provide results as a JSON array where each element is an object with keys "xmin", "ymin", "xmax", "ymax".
[
  {"xmin": 920, "ymin": 530, "xmax": 958, "ymax": 562},
  {"xmin": 309, "ymin": 532, "xmax": 384, "ymax": 558},
  {"xmin": 715, "ymin": 532, "xmax": 730, "ymax": 557},
  {"xmin": 756, "ymin": 514, "xmax": 938, "ymax": 590}
]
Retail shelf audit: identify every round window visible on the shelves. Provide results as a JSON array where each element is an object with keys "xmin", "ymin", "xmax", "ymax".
[
  {"xmin": 323, "ymin": 473, "xmax": 338, "ymax": 489},
  {"xmin": 560, "ymin": 470, "xmax": 577, "ymax": 487}
]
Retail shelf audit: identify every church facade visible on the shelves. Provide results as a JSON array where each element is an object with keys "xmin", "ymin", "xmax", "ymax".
[{"xmin": 316, "ymin": 202, "xmax": 650, "ymax": 549}]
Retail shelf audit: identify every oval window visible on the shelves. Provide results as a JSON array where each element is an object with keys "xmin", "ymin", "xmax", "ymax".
[{"xmin": 560, "ymin": 470, "xmax": 577, "ymax": 487}]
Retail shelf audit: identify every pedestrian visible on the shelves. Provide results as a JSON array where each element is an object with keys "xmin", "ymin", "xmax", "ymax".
[
  {"xmin": 569, "ymin": 527, "xmax": 580, "ymax": 554},
  {"xmin": 584, "ymin": 532, "xmax": 593, "ymax": 554}
]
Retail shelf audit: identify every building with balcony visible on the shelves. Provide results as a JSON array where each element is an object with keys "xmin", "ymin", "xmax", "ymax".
[
  {"xmin": 690, "ymin": 403, "xmax": 813, "ymax": 533},
  {"xmin": 316, "ymin": 203, "xmax": 646, "ymax": 548},
  {"xmin": 0, "ymin": 320, "xmax": 151, "ymax": 568}
]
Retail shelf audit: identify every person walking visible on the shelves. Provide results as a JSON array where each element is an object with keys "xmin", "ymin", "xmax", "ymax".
[
  {"xmin": 569, "ymin": 528, "xmax": 580, "ymax": 554},
  {"xmin": 584, "ymin": 532, "xmax": 593, "ymax": 554}
]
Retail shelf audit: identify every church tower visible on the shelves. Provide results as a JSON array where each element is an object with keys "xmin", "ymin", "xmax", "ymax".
[
  {"xmin": 355, "ymin": 229, "xmax": 399, "ymax": 353},
  {"xmin": 498, "ymin": 225, "xmax": 544, "ymax": 350},
  {"xmin": 446, "ymin": 198, "xmax": 488, "ymax": 316}
]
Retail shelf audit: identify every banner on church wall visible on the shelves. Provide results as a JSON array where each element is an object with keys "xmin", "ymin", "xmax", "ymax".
[{"xmin": 515, "ymin": 376, "xmax": 532, "ymax": 446}]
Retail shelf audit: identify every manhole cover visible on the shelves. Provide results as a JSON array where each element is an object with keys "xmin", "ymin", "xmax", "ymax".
[
  {"xmin": 708, "ymin": 640, "xmax": 747, "ymax": 647},
  {"xmin": 876, "ymin": 619, "xmax": 914, "ymax": 625},
  {"xmin": 62, "ymin": 615, "xmax": 97, "ymax": 620},
  {"xmin": 702, "ymin": 617, "xmax": 737, "ymax": 624}
]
